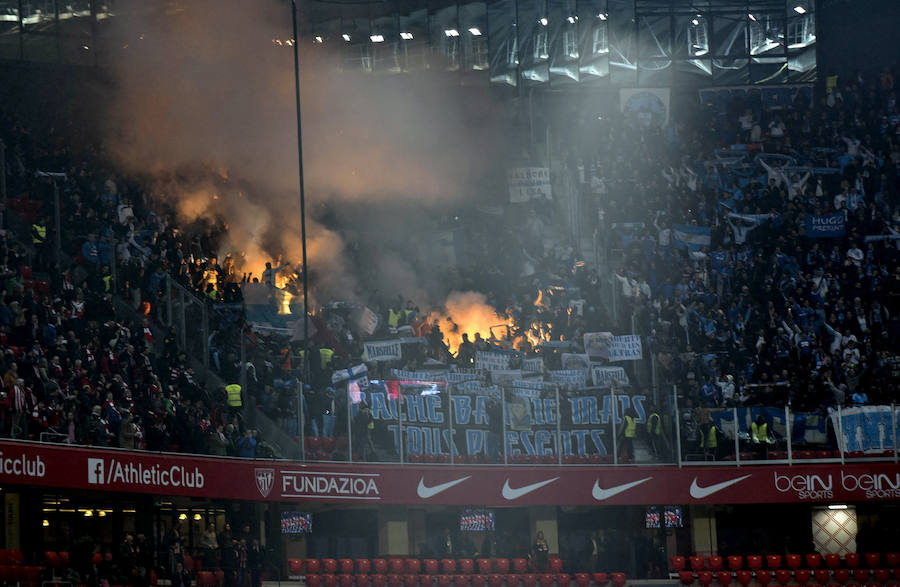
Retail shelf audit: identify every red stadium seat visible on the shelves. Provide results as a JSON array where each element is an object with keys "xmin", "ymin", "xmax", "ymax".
[
  {"xmin": 215, "ymin": 570, "xmax": 225, "ymax": 587},
  {"xmin": 423, "ymin": 561, "xmax": 438, "ymax": 575},
  {"xmin": 513, "ymin": 559, "xmax": 529, "ymax": 574},
  {"xmin": 340, "ymin": 574, "xmax": 355, "ymax": 587},
  {"xmin": 863, "ymin": 555, "xmax": 880, "ymax": 569},
  {"xmin": 845, "ymin": 555, "xmax": 860, "ymax": 569},
  {"xmin": 454, "ymin": 574, "xmax": 470, "ymax": 586},
  {"xmin": 775, "ymin": 570, "xmax": 792, "ymax": 586},
  {"xmin": 728, "ymin": 558, "xmax": 744, "ymax": 572},
  {"xmin": 198, "ymin": 572, "xmax": 216, "ymax": 587},
  {"xmin": 495, "ymin": 560, "xmax": 510, "ymax": 575},
  {"xmin": 795, "ymin": 570, "xmax": 811, "ymax": 585},
  {"xmin": 549, "ymin": 558, "xmax": 563, "ymax": 573},
  {"xmin": 373, "ymin": 576, "xmax": 387, "ymax": 587},
  {"xmin": 388, "ymin": 575, "xmax": 402, "ymax": 587},
  {"xmin": 359, "ymin": 560, "xmax": 373, "ymax": 575},
  {"xmin": 288, "ymin": 559, "xmax": 304, "ymax": 576},
  {"xmin": 874, "ymin": 570, "xmax": 891, "ymax": 583},
  {"xmin": 692, "ymin": 558, "xmax": 707, "ymax": 572},
  {"xmin": 324, "ymin": 576, "xmax": 339, "ymax": 587},
  {"xmin": 886, "ymin": 554, "xmax": 900, "ymax": 568},
  {"xmin": 610, "ymin": 573, "xmax": 626, "ymax": 587},
  {"xmin": 506, "ymin": 575, "xmax": 521, "ymax": 587},
  {"xmin": 574, "ymin": 574, "xmax": 590, "ymax": 587},
  {"xmin": 825, "ymin": 556, "xmax": 841, "ymax": 570},
  {"xmin": 806, "ymin": 556, "xmax": 822, "ymax": 570},
  {"xmin": 786, "ymin": 556, "xmax": 802, "ymax": 571},
  {"xmin": 306, "ymin": 436, "xmax": 322, "ymax": 451},
  {"xmin": 672, "ymin": 558, "xmax": 687, "ymax": 572},
  {"xmin": 407, "ymin": 576, "xmax": 421, "ymax": 587},
  {"xmin": 709, "ymin": 558, "xmax": 724, "ymax": 572},
  {"xmin": 489, "ymin": 575, "xmax": 504, "ymax": 587},
  {"xmin": 814, "ymin": 570, "xmax": 830, "ymax": 585},
  {"xmin": 736, "ymin": 571, "xmax": 753, "ymax": 587},
  {"xmin": 539, "ymin": 573, "xmax": 555, "ymax": 587},
  {"xmin": 557, "ymin": 574, "xmax": 571, "ymax": 587},
  {"xmin": 521, "ymin": 574, "xmax": 537, "ymax": 587},
  {"xmin": 442, "ymin": 561, "xmax": 458, "ymax": 575},
  {"xmin": 756, "ymin": 570, "xmax": 772, "ymax": 586},
  {"xmin": 832, "ymin": 570, "xmax": 849, "ymax": 585},
  {"xmin": 324, "ymin": 560, "xmax": 339, "ymax": 574},
  {"xmin": 342, "ymin": 560, "xmax": 357, "ymax": 574},
  {"xmin": 307, "ymin": 562, "xmax": 323, "ymax": 578},
  {"xmin": 437, "ymin": 575, "xmax": 452, "ymax": 587},
  {"xmin": 477, "ymin": 560, "xmax": 492, "ymax": 575},
  {"xmin": 390, "ymin": 561, "xmax": 406, "ymax": 575},
  {"xmin": 716, "ymin": 571, "xmax": 733, "ymax": 586},
  {"xmin": 459, "ymin": 560, "xmax": 475, "ymax": 574},
  {"xmin": 357, "ymin": 575, "xmax": 372, "ymax": 587},
  {"xmin": 851, "ymin": 569, "xmax": 867, "ymax": 583},
  {"xmin": 680, "ymin": 572, "xmax": 696, "ymax": 586},
  {"xmin": 767, "ymin": 557, "xmax": 783, "ymax": 570},
  {"xmin": 747, "ymin": 557, "xmax": 763, "ymax": 571},
  {"xmin": 472, "ymin": 576, "xmax": 486, "ymax": 587},
  {"xmin": 593, "ymin": 574, "xmax": 608, "ymax": 587},
  {"xmin": 698, "ymin": 571, "xmax": 714, "ymax": 587}
]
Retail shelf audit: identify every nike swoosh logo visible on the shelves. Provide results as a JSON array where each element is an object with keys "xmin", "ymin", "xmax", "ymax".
[
  {"xmin": 592, "ymin": 477, "xmax": 653, "ymax": 501},
  {"xmin": 689, "ymin": 474, "xmax": 752, "ymax": 499},
  {"xmin": 417, "ymin": 476, "xmax": 472, "ymax": 499},
  {"xmin": 502, "ymin": 477, "xmax": 559, "ymax": 500}
]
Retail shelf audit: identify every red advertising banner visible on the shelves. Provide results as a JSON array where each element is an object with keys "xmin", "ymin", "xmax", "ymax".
[{"xmin": 1, "ymin": 441, "xmax": 898, "ymax": 505}]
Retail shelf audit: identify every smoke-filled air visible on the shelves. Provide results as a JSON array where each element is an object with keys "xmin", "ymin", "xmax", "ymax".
[{"xmin": 102, "ymin": 0, "xmax": 512, "ymax": 318}]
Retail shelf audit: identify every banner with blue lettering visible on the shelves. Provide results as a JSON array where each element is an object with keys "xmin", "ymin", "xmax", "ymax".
[
  {"xmin": 831, "ymin": 406, "xmax": 896, "ymax": 453},
  {"xmin": 607, "ymin": 335, "xmax": 643, "ymax": 362},
  {"xmin": 709, "ymin": 407, "xmax": 828, "ymax": 444},
  {"xmin": 364, "ymin": 340, "xmax": 402, "ymax": 362},
  {"xmin": 359, "ymin": 383, "xmax": 647, "ymax": 458},
  {"xmin": 806, "ymin": 213, "xmax": 846, "ymax": 238}
]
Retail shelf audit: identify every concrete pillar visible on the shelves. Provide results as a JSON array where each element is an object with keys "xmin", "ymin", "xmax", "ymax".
[
  {"xmin": 379, "ymin": 506, "xmax": 415, "ymax": 556},
  {"xmin": 690, "ymin": 505, "xmax": 717, "ymax": 558}
]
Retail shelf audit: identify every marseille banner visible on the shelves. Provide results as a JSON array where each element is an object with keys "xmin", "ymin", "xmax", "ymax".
[
  {"xmin": 364, "ymin": 340, "xmax": 403, "ymax": 362},
  {"xmin": 590, "ymin": 365, "xmax": 629, "ymax": 387},
  {"xmin": 607, "ymin": 335, "xmax": 643, "ymax": 362},
  {"xmin": 806, "ymin": 213, "xmax": 846, "ymax": 238}
]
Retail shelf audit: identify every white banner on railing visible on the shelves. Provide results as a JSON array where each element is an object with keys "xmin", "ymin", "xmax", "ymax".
[
  {"xmin": 607, "ymin": 335, "xmax": 643, "ymax": 362},
  {"xmin": 364, "ymin": 340, "xmax": 403, "ymax": 362}
]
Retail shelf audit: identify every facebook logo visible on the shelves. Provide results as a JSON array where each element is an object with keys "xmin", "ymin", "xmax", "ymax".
[{"xmin": 87, "ymin": 458, "xmax": 105, "ymax": 484}]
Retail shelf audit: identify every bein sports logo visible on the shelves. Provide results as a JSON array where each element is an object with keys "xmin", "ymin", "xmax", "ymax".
[{"xmin": 255, "ymin": 468, "xmax": 275, "ymax": 498}]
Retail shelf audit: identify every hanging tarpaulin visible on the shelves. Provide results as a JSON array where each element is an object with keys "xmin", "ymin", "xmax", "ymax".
[{"xmin": 831, "ymin": 406, "xmax": 897, "ymax": 453}]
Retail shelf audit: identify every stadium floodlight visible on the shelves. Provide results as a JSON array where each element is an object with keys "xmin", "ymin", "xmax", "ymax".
[
  {"xmin": 691, "ymin": 18, "xmax": 699, "ymax": 26},
  {"xmin": 342, "ymin": 33, "xmax": 351, "ymax": 41},
  {"xmin": 400, "ymin": 31, "xmax": 414, "ymax": 40},
  {"xmin": 444, "ymin": 28, "xmax": 459, "ymax": 37},
  {"xmin": 793, "ymin": 5, "xmax": 807, "ymax": 14},
  {"xmin": 468, "ymin": 27, "xmax": 482, "ymax": 36},
  {"xmin": 370, "ymin": 34, "xmax": 384, "ymax": 42},
  {"xmin": 748, "ymin": 13, "xmax": 757, "ymax": 21},
  {"xmin": 598, "ymin": 13, "xmax": 607, "ymax": 20},
  {"xmin": 313, "ymin": 36, "xmax": 323, "ymax": 43},
  {"xmin": 567, "ymin": 16, "xmax": 576, "ymax": 24},
  {"xmin": 539, "ymin": 17, "xmax": 548, "ymax": 26}
]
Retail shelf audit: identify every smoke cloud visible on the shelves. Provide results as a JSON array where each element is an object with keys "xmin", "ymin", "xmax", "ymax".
[{"xmin": 103, "ymin": 0, "xmax": 511, "ymax": 305}]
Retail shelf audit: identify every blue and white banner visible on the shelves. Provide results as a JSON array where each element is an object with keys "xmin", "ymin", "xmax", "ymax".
[
  {"xmin": 390, "ymin": 368, "xmax": 447, "ymax": 381},
  {"xmin": 806, "ymin": 213, "xmax": 846, "ymax": 238},
  {"xmin": 607, "ymin": 335, "xmax": 643, "ymax": 362},
  {"xmin": 332, "ymin": 363, "xmax": 369, "ymax": 386},
  {"xmin": 561, "ymin": 353, "xmax": 591, "ymax": 371},
  {"xmin": 550, "ymin": 370, "xmax": 588, "ymax": 386},
  {"xmin": 508, "ymin": 167, "xmax": 552, "ymax": 203},
  {"xmin": 673, "ymin": 224, "xmax": 711, "ymax": 251},
  {"xmin": 476, "ymin": 350, "xmax": 516, "ymax": 372},
  {"xmin": 584, "ymin": 332, "xmax": 613, "ymax": 358},
  {"xmin": 710, "ymin": 407, "xmax": 828, "ymax": 444},
  {"xmin": 832, "ymin": 406, "xmax": 896, "ymax": 453},
  {"xmin": 522, "ymin": 358, "xmax": 544, "ymax": 374},
  {"xmin": 364, "ymin": 340, "xmax": 403, "ymax": 362},
  {"xmin": 443, "ymin": 370, "xmax": 479, "ymax": 383}
]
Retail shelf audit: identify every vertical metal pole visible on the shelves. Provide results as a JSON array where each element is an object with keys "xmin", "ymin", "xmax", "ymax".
[
  {"xmin": 0, "ymin": 140, "xmax": 6, "ymax": 207},
  {"xmin": 893, "ymin": 403, "xmax": 897, "ymax": 464},
  {"xmin": 202, "ymin": 304, "xmax": 209, "ymax": 374},
  {"xmin": 290, "ymin": 0, "xmax": 311, "ymax": 385},
  {"xmin": 837, "ymin": 404, "xmax": 844, "ymax": 465},
  {"xmin": 555, "ymin": 387, "xmax": 562, "ymax": 465},
  {"xmin": 651, "ymin": 352, "xmax": 658, "ymax": 405},
  {"xmin": 298, "ymin": 381, "xmax": 305, "ymax": 459},
  {"xmin": 17, "ymin": 0, "xmax": 23, "ymax": 60},
  {"xmin": 110, "ymin": 236, "xmax": 117, "ymax": 294},
  {"xmin": 398, "ymin": 390, "xmax": 404, "ymax": 464},
  {"xmin": 502, "ymin": 389, "xmax": 508, "ymax": 465},
  {"xmin": 239, "ymin": 330, "xmax": 246, "ymax": 391},
  {"xmin": 611, "ymin": 387, "xmax": 618, "ymax": 465},
  {"xmin": 673, "ymin": 385, "xmax": 682, "ymax": 467},
  {"xmin": 53, "ymin": 181, "xmax": 61, "ymax": 263},
  {"xmin": 448, "ymin": 387, "xmax": 455, "ymax": 465},
  {"xmin": 785, "ymin": 404, "xmax": 792, "ymax": 464},
  {"xmin": 179, "ymin": 289, "xmax": 186, "ymax": 351},
  {"xmin": 733, "ymin": 407, "xmax": 740, "ymax": 465},
  {"xmin": 347, "ymin": 385, "xmax": 353, "ymax": 462}
]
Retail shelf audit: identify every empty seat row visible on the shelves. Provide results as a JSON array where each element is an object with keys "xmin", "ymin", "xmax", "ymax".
[
  {"xmin": 679, "ymin": 568, "xmax": 900, "ymax": 586},
  {"xmin": 672, "ymin": 555, "xmax": 900, "ymax": 573},
  {"xmin": 296, "ymin": 558, "xmax": 566, "ymax": 576},
  {"xmin": 302, "ymin": 572, "xmax": 626, "ymax": 587}
]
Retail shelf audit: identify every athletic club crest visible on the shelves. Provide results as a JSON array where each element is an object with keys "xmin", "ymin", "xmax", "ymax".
[{"xmin": 255, "ymin": 468, "xmax": 275, "ymax": 497}]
